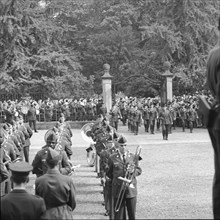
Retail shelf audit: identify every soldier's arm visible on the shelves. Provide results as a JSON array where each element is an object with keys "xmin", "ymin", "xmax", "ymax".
[
  {"xmin": 60, "ymin": 151, "xmax": 71, "ymax": 175},
  {"xmin": 27, "ymin": 125, "xmax": 33, "ymax": 138},
  {"xmin": 106, "ymin": 156, "xmax": 113, "ymax": 180},
  {"xmin": 13, "ymin": 136, "xmax": 22, "ymax": 152},
  {"xmin": 67, "ymin": 178, "xmax": 76, "ymax": 211},
  {"xmin": 32, "ymin": 153, "xmax": 42, "ymax": 175},
  {"xmin": 9, "ymin": 146, "xmax": 17, "ymax": 161},
  {"xmin": 99, "ymin": 151, "xmax": 105, "ymax": 178},
  {"xmin": 22, "ymin": 127, "xmax": 29, "ymax": 139},
  {"xmin": 0, "ymin": 161, "xmax": 9, "ymax": 182},
  {"xmin": 64, "ymin": 141, "xmax": 73, "ymax": 159}
]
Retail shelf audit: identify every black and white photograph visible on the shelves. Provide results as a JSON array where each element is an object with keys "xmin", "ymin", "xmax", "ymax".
[{"xmin": 0, "ymin": 0, "xmax": 220, "ymax": 219}]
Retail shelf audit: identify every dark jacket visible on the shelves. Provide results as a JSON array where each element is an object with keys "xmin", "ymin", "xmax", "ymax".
[
  {"xmin": 0, "ymin": 161, "xmax": 9, "ymax": 183},
  {"xmin": 35, "ymin": 169, "xmax": 76, "ymax": 219},
  {"xmin": 206, "ymin": 45, "xmax": 220, "ymax": 131},
  {"xmin": 1, "ymin": 189, "xmax": 46, "ymax": 220},
  {"xmin": 32, "ymin": 146, "xmax": 71, "ymax": 177},
  {"xmin": 106, "ymin": 151, "xmax": 142, "ymax": 199},
  {"xmin": 27, "ymin": 107, "xmax": 37, "ymax": 121}
]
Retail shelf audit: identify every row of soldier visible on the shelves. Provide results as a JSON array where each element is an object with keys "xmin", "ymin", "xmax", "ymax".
[
  {"xmin": 0, "ymin": 114, "xmax": 78, "ymax": 219},
  {"xmin": 86, "ymin": 114, "xmax": 142, "ymax": 219},
  {"xmin": 109, "ymin": 99, "xmax": 200, "ymax": 137}
]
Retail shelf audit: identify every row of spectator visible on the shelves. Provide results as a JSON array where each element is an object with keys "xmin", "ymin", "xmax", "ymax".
[{"xmin": 0, "ymin": 92, "xmax": 213, "ymax": 126}]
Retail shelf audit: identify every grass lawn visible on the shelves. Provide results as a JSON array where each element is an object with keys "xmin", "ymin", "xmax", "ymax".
[{"xmin": 27, "ymin": 126, "xmax": 214, "ymax": 219}]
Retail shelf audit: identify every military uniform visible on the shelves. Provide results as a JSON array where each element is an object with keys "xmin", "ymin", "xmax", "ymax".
[
  {"xmin": 133, "ymin": 108, "xmax": 142, "ymax": 135},
  {"xmin": 1, "ymin": 162, "xmax": 46, "ymax": 220},
  {"xmin": 100, "ymin": 141, "xmax": 117, "ymax": 218},
  {"xmin": 187, "ymin": 107, "xmax": 198, "ymax": 133},
  {"xmin": 106, "ymin": 137, "xmax": 142, "ymax": 220},
  {"xmin": 27, "ymin": 105, "xmax": 38, "ymax": 132},
  {"xmin": 159, "ymin": 107, "xmax": 173, "ymax": 140},
  {"xmin": 35, "ymin": 148, "xmax": 76, "ymax": 219},
  {"xmin": 110, "ymin": 105, "xmax": 122, "ymax": 131},
  {"xmin": 32, "ymin": 145, "xmax": 71, "ymax": 177},
  {"xmin": 142, "ymin": 105, "xmax": 150, "ymax": 132},
  {"xmin": 149, "ymin": 105, "xmax": 157, "ymax": 134},
  {"xmin": 179, "ymin": 105, "xmax": 187, "ymax": 131}
]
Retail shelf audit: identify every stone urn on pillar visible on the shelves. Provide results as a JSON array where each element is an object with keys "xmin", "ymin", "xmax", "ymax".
[
  {"xmin": 102, "ymin": 63, "xmax": 113, "ymax": 113},
  {"xmin": 161, "ymin": 61, "xmax": 173, "ymax": 105}
]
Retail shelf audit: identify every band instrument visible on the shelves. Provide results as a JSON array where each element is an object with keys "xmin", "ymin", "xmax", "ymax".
[
  {"xmin": 80, "ymin": 123, "xmax": 95, "ymax": 144},
  {"xmin": 114, "ymin": 145, "xmax": 142, "ymax": 212},
  {"xmin": 21, "ymin": 105, "xmax": 29, "ymax": 114},
  {"xmin": 81, "ymin": 123, "xmax": 96, "ymax": 167}
]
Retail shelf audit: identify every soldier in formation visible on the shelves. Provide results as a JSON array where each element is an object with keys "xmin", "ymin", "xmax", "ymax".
[{"xmin": 86, "ymin": 113, "xmax": 142, "ymax": 219}]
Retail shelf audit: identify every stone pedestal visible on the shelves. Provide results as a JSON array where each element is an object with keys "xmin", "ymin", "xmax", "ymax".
[
  {"xmin": 161, "ymin": 62, "xmax": 173, "ymax": 105},
  {"xmin": 102, "ymin": 64, "xmax": 113, "ymax": 113}
]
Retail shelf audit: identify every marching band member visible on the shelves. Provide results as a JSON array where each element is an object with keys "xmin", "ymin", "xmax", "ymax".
[
  {"xmin": 159, "ymin": 104, "xmax": 173, "ymax": 140},
  {"xmin": 1, "ymin": 161, "xmax": 46, "ymax": 220},
  {"xmin": 59, "ymin": 113, "xmax": 73, "ymax": 138},
  {"xmin": 17, "ymin": 115, "xmax": 33, "ymax": 162},
  {"xmin": 133, "ymin": 105, "xmax": 142, "ymax": 135},
  {"xmin": 35, "ymin": 148, "xmax": 76, "ymax": 219},
  {"xmin": 179, "ymin": 104, "xmax": 187, "ymax": 132},
  {"xmin": 142, "ymin": 104, "xmax": 150, "ymax": 132},
  {"xmin": 0, "ymin": 129, "xmax": 10, "ymax": 196},
  {"xmin": 106, "ymin": 136, "xmax": 142, "ymax": 220},
  {"xmin": 27, "ymin": 102, "xmax": 38, "ymax": 133},
  {"xmin": 187, "ymin": 104, "xmax": 198, "ymax": 133},
  {"xmin": 149, "ymin": 103, "xmax": 157, "ymax": 134},
  {"xmin": 32, "ymin": 133, "xmax": 72, "ymax": 177},
  {"xmin": 109, "ymin": 103, "xmax": 122, "ymax": 131},
  {"xmin": 100, "ymin": 134, "xmax": 115, "ymax": 217}
]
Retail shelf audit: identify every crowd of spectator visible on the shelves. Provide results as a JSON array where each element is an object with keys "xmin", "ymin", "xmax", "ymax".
[
  {"xmin": 0, "ymin": 97, "xmax": 107, "ymax": 123},
  {"xmin": 0, "ymin": 91, "xmax": 213, "ymax": 129}
]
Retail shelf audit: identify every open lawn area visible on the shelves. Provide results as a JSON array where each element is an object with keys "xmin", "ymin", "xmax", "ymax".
[{"xmin": 28, "ymin": 125, "xmax": 214, "ymax": 219}]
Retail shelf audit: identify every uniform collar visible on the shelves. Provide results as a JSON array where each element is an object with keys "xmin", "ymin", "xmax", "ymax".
[{"xmin": 46, "ymin": 169, "xmax": 60, "ymax": 174}]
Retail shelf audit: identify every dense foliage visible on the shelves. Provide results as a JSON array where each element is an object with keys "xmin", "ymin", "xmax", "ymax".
[{"xmin": 0, "ymin": 0, "xmax": 219, "ymax": 99}]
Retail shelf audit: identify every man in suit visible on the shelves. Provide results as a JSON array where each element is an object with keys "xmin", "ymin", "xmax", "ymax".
[
  {"xmin": 1, "ymin": 161, "xmax": 46, "ymax": 220},
  {"xmin": 106, "ymin": 136, "xmax": 142, "ymax": 220},
  {"xmin": 206, "ymin": 17, "xmax": 220, "ymax": 219},
  {"xmin": 35, "ymin": 147, "xmax": 76, "ymax": 219}
]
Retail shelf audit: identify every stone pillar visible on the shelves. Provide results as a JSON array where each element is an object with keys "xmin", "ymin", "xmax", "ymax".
[
  {"xmin": 102, "ymin": 63, "xmax": 113, "ymax": 113},
  {"xmin": 161, "ymin": 61, "xmax": 173, "ymax": 105}
]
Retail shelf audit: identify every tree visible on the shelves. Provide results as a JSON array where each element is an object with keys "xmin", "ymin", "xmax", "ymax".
[
  {"xmin": 138, "ymin": 0, "xmax": 219, "ymax": 94},
  {"xmin": 0, "ymin": 0, "xmax": 94, "ymax": 99}
]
